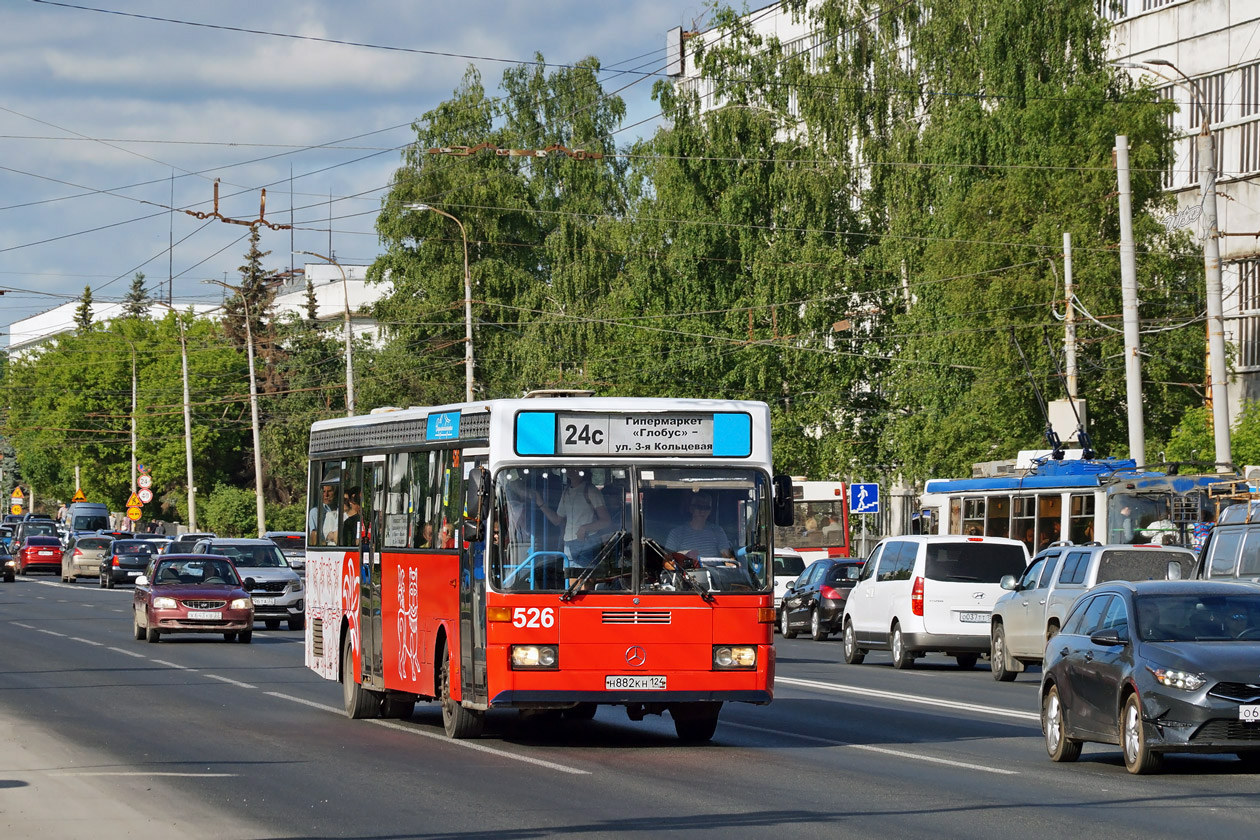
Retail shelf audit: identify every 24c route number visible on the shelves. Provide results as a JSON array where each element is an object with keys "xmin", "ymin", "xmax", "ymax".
[
  {"xmin": 564, "ymin": 423, "xmax": 604, "ymax": 447},
  {"xmin": 513, "ymin": 607, "xmax": 555, "ymax": 628}
]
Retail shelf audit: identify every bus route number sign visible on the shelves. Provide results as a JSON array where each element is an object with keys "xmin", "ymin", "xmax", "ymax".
[{"xmin": 558, "ymin": 414, "xmax": 715, "ymax": 456}]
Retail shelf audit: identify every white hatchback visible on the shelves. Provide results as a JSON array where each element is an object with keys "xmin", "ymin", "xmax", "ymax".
[{"xmin": 841, "ymin": 535, "xmax": 1029, "ymax": 669}]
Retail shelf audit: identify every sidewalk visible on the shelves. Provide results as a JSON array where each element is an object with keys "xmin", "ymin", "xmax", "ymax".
[{"xmin": 0, "ymin": 713, "xmax": 261, "ymax": 840}]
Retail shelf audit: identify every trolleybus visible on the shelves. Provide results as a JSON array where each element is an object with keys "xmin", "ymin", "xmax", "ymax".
[
  {"xmin": 304, "ymin": 395, "xmax": 792, "ymax": 741},
  {"xmin": 917, "ymin": 452, "xmax": 1235, "ymax": 554}
]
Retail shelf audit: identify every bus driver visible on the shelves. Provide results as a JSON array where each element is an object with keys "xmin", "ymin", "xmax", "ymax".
[{"xmin": 666, "ymin": 492, "xmax": 733, "ymax": 559}]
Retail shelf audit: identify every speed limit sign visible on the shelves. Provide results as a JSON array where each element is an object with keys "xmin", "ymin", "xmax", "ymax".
[
  {"xmin": 138, "ymin": 488, "xmax": 154, "ymax": 504},
  {"xmin": 138, "ymin": 475, "xmax": 153, "ymax": 489}
]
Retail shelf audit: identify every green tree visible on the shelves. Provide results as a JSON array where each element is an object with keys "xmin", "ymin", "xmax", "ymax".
[
  {"xmin": 121, "ymin": 272, "xmax": 151, "ymax": 319},
  {"xmin": 201, "ymin": 483, "xmax": 258, "ymax": 537},
  {"xmin": 74, "ymin": 285, "xmax": 94, "ymax": 334}
]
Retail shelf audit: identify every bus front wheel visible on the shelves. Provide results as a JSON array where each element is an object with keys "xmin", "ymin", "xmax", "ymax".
[
  {"xmin": 440, "ymin": 648, "xmax": 484, "ymax": 739},
  {"xmin": 341, "ymin": 634, "xmax": 381, "ymax": 719},
  {"xmin": 672, "ymin": 702, "xmax": 721, "ymax": 743}
]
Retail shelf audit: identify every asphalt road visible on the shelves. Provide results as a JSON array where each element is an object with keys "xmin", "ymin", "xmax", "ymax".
[{"xmin": 2, "ymin": 576, "xmax": 1259, "ymax": 840}]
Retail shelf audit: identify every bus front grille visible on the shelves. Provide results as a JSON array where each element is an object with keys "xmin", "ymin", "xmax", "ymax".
[{"xmin": 601, "ymin": 610, "xmax": 671, "ymax": 625}]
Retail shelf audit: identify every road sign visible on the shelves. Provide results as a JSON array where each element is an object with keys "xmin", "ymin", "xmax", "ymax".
[
  {"xmin": 126, "ymin": 506, "xmax": 142, "ymax": 521},
  {"xmin": 126, "ymin": 491, "xmax": 143, "ymax": 508},
  {"xmin": 137, "ymin": 475, "xmax": 153, "ymax": 489},
  {"xmin": 72, "ymin": 488, "xmax": 86, "ymax": 503},
  {"xmin": 9, "ymin": 505, "xmax": 20, "ymax": 516},
  {"xmin": 138, "ymin": 488, "xmax": 154, "ymax": 504},
  {"xmin": 10, "ymin": 487, "xmax": 23, "ymax": 500},
  {"xmin": 850, "ymin": 483, "xmax": 880, "ymax": 515}
]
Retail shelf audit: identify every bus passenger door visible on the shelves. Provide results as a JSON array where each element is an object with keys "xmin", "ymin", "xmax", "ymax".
[
  {"xmin": 461, "ymin": 455, "xmax": 488, "ymax": 706},
  {"xmin": 360, "ymin": 458, "xmax": 385, "ymax": 688}
]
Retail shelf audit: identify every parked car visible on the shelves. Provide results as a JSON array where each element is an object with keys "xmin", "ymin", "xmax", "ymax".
[
  {"xmin": 1, "ymin": 548, "xmax": 15, "ymax": 582},
  {"xmin": 62, "ymin": 534, "xmax": 114, "ymax": 583},
  {"xmin": 99, "ymin": 538, "xmax": 159, "ymax": 588},
  {"xmin": 1041, "ymin": 580, "xmax": 1260, "ymax": 774},
  {"xmin": 780, "ymin": 558, "xmax": 864, "ymax": 640},
  {"xmin": 263, "ymin": 531, "xmax": 306, "ymax": 574},
  {"xmin": 192, "ymin": 538, "xmax": 305, "ymax": 630},
  {"xmin": 17, "ymin": 536, "xmax": 64, "ymax": 575},
  {"xmin": 842, "ymin": 535, "xmax": 1029, "ymax": 669},
  {"xmin": 773, "ymin": 547, "xmax": 806, "ymax": 621},
  {"xmin": 132, "ymin": 554, "xmax": 254, "ymax": 643},
  {"xmin": 167, "ymin": 532, "xmax": 216, "ymax": 554},
  {"xmin": 990, "ymin": 543, "xmax": 1196, "ymax": 681}
]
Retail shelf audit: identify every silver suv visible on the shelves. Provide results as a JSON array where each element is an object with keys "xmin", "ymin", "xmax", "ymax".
[
  {"xmin": 989, "ymin": 543, "xmax": 1194, "ymax": 681},
  {"xmin": 192, "ymin": 538, "xmax": 305, "ymax": 631}
]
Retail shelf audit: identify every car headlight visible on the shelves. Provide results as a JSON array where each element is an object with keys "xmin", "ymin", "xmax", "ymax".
[
  {"xmin": 713, "ymin": 645, "xmax": 757, "ymax": 670},
  {"xmin": 510, "ymin": 645, "xmax": 559, "ymax": 669},
  {"xmin": 152, "ymin": 597, "xmax": 178, "ymax": 609},
  {"xmin": 288, "ymin": 580, "xmax": 304, "ymax": 592},
  {"xmin": 1148, "ymin": 665, "xmax": 1206, "ymax": 691},
  {"xmin": 229, "ymin": 598, "xmax": 252, "ymax": 610}
]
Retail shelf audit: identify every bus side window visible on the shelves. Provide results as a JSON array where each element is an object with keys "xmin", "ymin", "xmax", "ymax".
[{"xmin": 409, "ymin": 452, "xmax": 434, "ymax": 547}]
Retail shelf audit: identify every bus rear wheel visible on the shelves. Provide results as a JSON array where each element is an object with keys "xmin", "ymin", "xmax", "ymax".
[
  {"xmin": 440, "ymin": 648, "xmax": 484, "ymax": 739},
  {"xmin": 672, "ymin": 702, "xmax": 722, "ymax": 743},
  {"xmin": 341, "ymin": 633, "xmax": 380, "ymax": 719}
]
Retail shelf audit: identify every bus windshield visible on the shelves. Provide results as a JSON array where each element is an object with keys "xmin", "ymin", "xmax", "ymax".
[{"xmin": 491, "ymin": 466, "xmax": 771, "ymax": 595}]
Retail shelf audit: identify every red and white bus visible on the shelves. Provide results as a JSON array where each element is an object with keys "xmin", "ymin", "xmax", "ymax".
[
  {"xmin": 773, "ymin": 480, "xmax": 851, "ymax": 561},
  {"xmin": 304, "ymin": 395, "xmax": 792, "ymax": 741}
]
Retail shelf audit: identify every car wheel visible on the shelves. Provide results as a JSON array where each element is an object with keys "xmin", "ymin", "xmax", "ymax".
[
  {"xmin": 265, "ymin": 619, "xmax": 281, "ymax": 630},
  {"xmin": 810, "ymin": 608, "xmax": 829, "ymax": 641},
  {"xmin": 672, "ymin": 702, "xmax": 722, "ymax": 743},
  {"xmin": 955, "ymin": 654, "xmax": 978, "ymax": 670},
  {"xmin": 1122, "ymin": 693, "xmax": 1162, "ymax": 774},
  {"xmin": 146, "ymin": 626, "xmax": 160, "ymax": 643},
  {"xmin": 2, "ymin": 571, "xmax": 13, "ymax": 583},
  {"xmin": 288, "ymin": 616, "xmax": 305, "ymax": 632},
  {"xmin": 991, "ymin": 624, "xmax": 1018, "ymax": 682},
  {"xmin": 98, "ymin": 574, "xmax": 106, "ymax": 588},
  {"xmin": 890, "ymin": 623, "xmax": 914, "ymax": 670},
  {"xmin": 223, "ymin": 632, "xmax": 238, "ymax": 642},
  {"xmin": 440, "ymin": 645, "xmax": 484, "ymax": 738},
  {"xmin": 133, "ymin": 611, "xmax": 145, "ymax": 641},
  {"xmin": 780, "ymin": 607, "xmax": 797, "ymax": 639},
  {"xmin": 843, "ymin": 619, "xmax": 865, "ymax": 665},
  {"xmin": 1235, "ymin": 752, "xmax": 1260, "ymax": 771},
  {"xmin": 564, "ymin": 703, "xmax": 598, "ymax": 721},
  {"xmin": 106, "ymin": 576, "xmax": 115, "ymax": 589},
  {"xmin": 341, "ymin": 633, "xmax": 380, "ymax": 719},
  {"xmin": 1043, "ymin": 684, "xmax": 1082, "ymax": 762},
  {"xmin": 238, "ymin": 630, "xmax": 253, "ymax": 644},
  {"xmin": 68, "ymin": 575, "xmax": 76, "ymax": 584},
  {"xmin": 1046, "ymin": 621, "xmax": 1060, "ymax": 641}
]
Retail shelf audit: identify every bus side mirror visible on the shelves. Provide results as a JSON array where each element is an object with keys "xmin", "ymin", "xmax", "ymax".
[
  {"xmin": 463, "ymin": 466, "xmax": 489, "ymax": 542},
  {"xmin": 773, "ymin": 474, "xmax": 794, "ymax": 528}
]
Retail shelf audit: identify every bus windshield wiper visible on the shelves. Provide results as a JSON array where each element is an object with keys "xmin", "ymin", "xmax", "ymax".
[
  {"xmin": 642, "ymin": 538, "xmax": 715, "ymax": 603},
  {"xmin": 560, "ymin": 530, "xmax": 627, "ymax": 602}
]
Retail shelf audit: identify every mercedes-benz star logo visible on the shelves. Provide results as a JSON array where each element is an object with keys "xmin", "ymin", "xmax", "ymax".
[{"xmin": 625, "ymin": 645, "xmax": 647, "ymax": 667}]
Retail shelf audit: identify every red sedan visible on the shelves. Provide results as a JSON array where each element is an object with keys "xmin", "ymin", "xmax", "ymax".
[
  {"xmin": 17, "ymin": 536, "xmax": 64, "ymax": 575},
  {"xmin": 133, "ymin": 554, "xmax": 254, "ymax": 643}
]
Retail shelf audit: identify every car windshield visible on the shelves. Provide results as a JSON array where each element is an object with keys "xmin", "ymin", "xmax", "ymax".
[
  {"xmin": 71, "ymin": 515, "xmax": 109, "ymax": 531},
  {"xmin": 1135, "ymin": 592, "xmax": 1260, "ymax": 642},
  {"xmin": 218, "ymin": 545, "xmax": 289, "ymax": 568},
  {"xmin": 827, "ymin": 564, "xmax": 863, "ymax": 583},
  {"xmin": 774, "ymin": 553, "xmax": 806, "ymax": 577},
  {"xmin": 27, "ymin": 537, "xmax": 60, "ymax": 546},
  {"xmin": 154, "ymin": 558, "xmax": 241, "ymax": 586},
  {"xmin": 23, "ymin": 524, "xmax": 57, "ymax": 537},
  {"xmin": 491, "ymin": 466, "xmax": 771, "ymax": 595}
]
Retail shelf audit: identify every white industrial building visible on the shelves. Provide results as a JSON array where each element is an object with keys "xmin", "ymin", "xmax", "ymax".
[{"xmin": 669, "ymin": 0, "xmax": 1260, "ymax": 422}]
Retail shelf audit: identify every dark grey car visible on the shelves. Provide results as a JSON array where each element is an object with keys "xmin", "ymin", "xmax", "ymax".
[{"xmin": 1041, "ymin": 580, "xmax": 1260, "ymax": 774}]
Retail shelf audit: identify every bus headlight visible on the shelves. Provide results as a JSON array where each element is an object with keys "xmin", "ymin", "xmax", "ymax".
[
  {"xmin": 511, "ymin": 645, "xmax": 559, "ymax": 670},
  {"xmin": 713, "ymin": 645, "xmax": 757, "ymax": 670}
]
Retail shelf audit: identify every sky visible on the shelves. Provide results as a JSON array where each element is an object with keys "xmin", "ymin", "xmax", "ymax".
[{"xmin": 1, "ymin": 0, "xmax": 712, "ymax": 346}]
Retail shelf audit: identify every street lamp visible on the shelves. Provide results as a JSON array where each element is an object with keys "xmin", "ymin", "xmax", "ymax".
[
  {"xmin": 204, "ymin": 278, "xmax": 267, "ymax": 537},
  {"xmin": 404, "ymin": 203, "xmax": 474, "ymax": 402},
  {"xmin": 293, "ymin": 250, "xmax": 355, "ymax": 416},
  {"xmin": 1116, "ymin": 58, "xmax": 1231, "ymax": 469}
]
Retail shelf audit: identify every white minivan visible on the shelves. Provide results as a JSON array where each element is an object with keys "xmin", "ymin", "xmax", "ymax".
[{"xmin": 841, "ymin": 535, "xmax": 1029, "ymax": 669}]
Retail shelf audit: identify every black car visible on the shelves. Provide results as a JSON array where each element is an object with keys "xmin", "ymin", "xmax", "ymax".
[
  {"xmin": 779, "ymin": 558, "xmax": 864, "ymax": 641},
  {"xmin": 1041, "ymin": 580, "xmax": 1260, "ymax": 774},
  {"xmin": 99, "ymin": 539, "xmax": 159, "ymax": 588}
]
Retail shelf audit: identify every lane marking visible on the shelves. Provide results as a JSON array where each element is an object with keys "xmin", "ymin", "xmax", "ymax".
[
  {"xmin": 12, "ymin": 622, "xmax": 36, "ymax": 629},
  {"xmin": 36, "ymin": 628, "xmax": 67, "ymax": 638},
  {"xmin": 205, "ymin": 674, "xmax": 258, "ymax": 689},
  {"xmin": 776, "ymin": 676, "xmax": 1041, "ymax": 723},
  {"xmin": 151, "ymin": 659, "xmax": 197, "ymax": 671},
  {"xmin": 264, "ymin": 691, "xmax": 590, "ymax": 776},
  {"xmin": 107, "ymin": 646, "xmax": 149, "ymax": 659},
  {"xmin": 51, "ymin": 771, "xmax": 238, "ymax": 778},
  {"xmin": 721, "ymin": 720, "xmax": 1019, "ymax": 775},
  {"xmin": 70, "ymin": 637, "xmax": 104, "ymax": 646}
]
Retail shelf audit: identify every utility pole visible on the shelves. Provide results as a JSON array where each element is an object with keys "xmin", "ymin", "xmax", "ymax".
[
  {"xmin": 1063, "ymin": 232, "xmax": 1077, "ymax": 400},
  {"xmin": 131, "ymin": 347, "xmax": 138, "ymax": 495},
  {"xmin": 1199, "ymin": 114, "xmax": 1231, "ymax": 470},
  {"xmin": 1116, "ymin": 136, "xmax": 1145, "ymax": 466},
  {"xmin": 177, "ymin": 316, "xmax": 197, "ymax": 531}
]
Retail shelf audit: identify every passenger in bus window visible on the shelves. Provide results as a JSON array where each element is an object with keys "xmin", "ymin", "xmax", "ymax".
[
  {"xmin": 822, "ymin": 514, "xmax": 842, "ymax": 536},
  {"xmin": 666, "ymin": 492, "xmax": 733, "ymax": 559},
  {"xmin": 340, "ymin": 486, "xmax": 362, "ymax": 546},
  {"xmin": 1022, "ymin": 526, "xmax": 1035, "ymax": 554},
  {"xmin": 415, "ymin": 521, "xmax": 433, "ymax": 549},
  {"xmin": 309, "ymin": 482, "xmax": 338, "ymax": 545}
]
